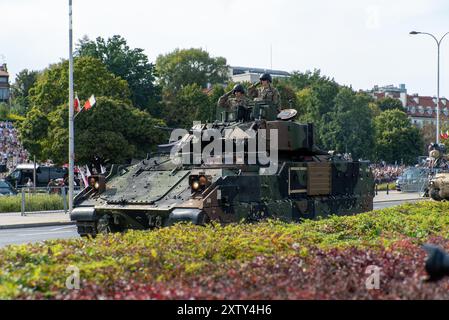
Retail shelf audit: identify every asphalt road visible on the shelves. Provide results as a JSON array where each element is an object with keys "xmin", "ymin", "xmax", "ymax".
[
  {"xmin": 0, "ymin": 225, "xmax": 79, "ymax": 248},
  {"xmin": 0, "ymin": 199, "xmax": 424, "ymax": 247},
  {"xmin": 373, "ymin": 199, "xmax": 422, "ymax": 210}
]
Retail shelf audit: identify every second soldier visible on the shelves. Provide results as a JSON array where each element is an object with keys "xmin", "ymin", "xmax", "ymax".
[{"xmin": 217, "ymin": 84, "xmax": 252, "ymax": 122}]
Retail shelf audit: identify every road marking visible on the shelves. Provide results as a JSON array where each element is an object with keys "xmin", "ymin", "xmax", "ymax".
[
  {"xmin": 50, "ymin": 226, "xmax": 75, "ymax": 231},
  {"xmin": 18, "ymin": 230, "xmax": 76, "ymax": 237}
]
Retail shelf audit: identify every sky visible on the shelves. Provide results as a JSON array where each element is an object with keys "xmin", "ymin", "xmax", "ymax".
[{"xmin": 1, "ymin": 0, "xmax": 449, "ymax": 97}]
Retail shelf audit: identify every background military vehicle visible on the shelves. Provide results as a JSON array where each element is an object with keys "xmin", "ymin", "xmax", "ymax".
[
  {"xmin": 426, "ymin": 143, "xmax": 449, "ymax": 201},
  {"xmin": 71, "ymin": 101, "xmax": 374, "ymax": 237}
]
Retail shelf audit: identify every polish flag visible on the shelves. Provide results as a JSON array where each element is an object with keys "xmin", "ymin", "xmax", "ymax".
[
  {"xmin": 74, "ymin": 94, "xmax": 80, "ymax": 112},
  {"xmin": 84, "ymin": 95, "xmax": 96, "ymax": 110},
  {"xmin": 77, "ymin": 166, "xmax": 88, "ymax": 187},
  {"xmin": 85, "ymin": 165, "xmax": 92, "ymax": 177}
]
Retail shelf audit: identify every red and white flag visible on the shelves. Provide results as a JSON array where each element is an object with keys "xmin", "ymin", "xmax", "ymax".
[
  {"xmin": 85, "ymin": 165, "xmax": 92, "ymax": 178},
  {"xmin": 77, "ymin": 166, "xmax": 88, "ymax": 188},
  {"xmin": 74, "ymin": 94, "xmax": 80, "ymax": 112},
  {"xmin": 84, "ymin": 95, "xmax": 96, "ymax": 110}
]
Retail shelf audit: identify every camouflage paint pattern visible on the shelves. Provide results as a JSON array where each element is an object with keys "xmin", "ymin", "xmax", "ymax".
[{"xmin": 72, "ymin": 103, "xmax": 374, "ymax": 236}]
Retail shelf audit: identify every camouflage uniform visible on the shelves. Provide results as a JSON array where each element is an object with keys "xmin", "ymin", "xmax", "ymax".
[
  {"xmin": 248, "ymin": 83, "xmax": 281, "ymax": 110},
  {"xmin": 217, "ymin": 92, "xmax": 251, "ymax": 111}
]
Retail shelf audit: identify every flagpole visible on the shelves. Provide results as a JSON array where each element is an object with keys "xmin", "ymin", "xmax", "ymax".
[{"xmin": 68, "ymin": 0, "xmax": 75, "ymax": 214}]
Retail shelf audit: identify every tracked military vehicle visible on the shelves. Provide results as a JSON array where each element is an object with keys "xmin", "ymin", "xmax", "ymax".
[
  {"xmin": 71, "ymin": 101, "xmax": 374, "ymax": 236},
  {"xmin": 426, "ymin": 144, "xmax": 449, "ymax": 201}
]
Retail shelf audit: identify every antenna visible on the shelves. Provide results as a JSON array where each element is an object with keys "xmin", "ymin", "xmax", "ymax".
[{"xmin": 270, "ymin": 44, "xmax": 273, "ymax": 70}]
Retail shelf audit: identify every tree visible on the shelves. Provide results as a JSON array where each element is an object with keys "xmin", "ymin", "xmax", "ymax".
[
  {"xmin": 10, "ymin": 69, "xmax": 39, "ymax": 115},
  {"xmin": 373, "ymin": 109, "xmax": 423, "ymax": 164},
  {"xmin": 319, "ymin": 88, "xmax": 375, "ymax": 159},
  {"xmin": 29, "ymin": 56, "xmax": 130, "ymax": 113},
  {"xmin": 207, "ymin": 84, "xmax": 226, "ymax": 122},
  {"xmin": 162, "ymin": 84, "xmax": 211, "ymax": 128},
  {"xmin": 19, "ymin": 106, "xmax": 50, "ymax": 159},
  {"xmin": 156, "ymin": 48, "xmax": 229, "ymax": 94},
  {"xmin": 376, "ymin": 97, "xmax": 404, "ymax": 112},
  {"xmin": 29, "ymin": 97, "xmax": 166, "ymax": 165},
  {"xmin": 421, "ymin": 122, "xmax": 437, "ymax": 152},
  {"xmin": 296, "ymin": 88, "xmax": 321, "ymax": 123},
  {"xmin": 272, "ymin": 80, "xmax": 298, "ymax": 110},
  {"xmin": 76, "ymin": 35, "xmax": 160, "ymax": 113},
  {"xmin": 283, "ymin": 69, "xmax": 340, "ymax": 115}
]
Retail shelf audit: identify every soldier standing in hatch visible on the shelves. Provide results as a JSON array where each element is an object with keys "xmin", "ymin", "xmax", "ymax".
[
  {"xmin": 248, "ymin": 73, "xmax": 281, "ymax": 112},
  {"xmin": 217, "ymin": 84, "xmax": 252, "ymax": 121}
]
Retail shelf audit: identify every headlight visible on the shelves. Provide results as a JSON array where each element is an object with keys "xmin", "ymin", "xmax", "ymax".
[
  {"xmin": 189, "ymin": 174, "xmax": 211, "ymax": 192},
  {"xmin": 199, "ymin": 175, "xmax": 208, "ymax": 186},
  {"xmin": 192, "ymin": 181, "xmax": 200, "ymax": 190},
  {"xmin": 88, "ymin": 175, "xmax": 105, "ymax": 192}
]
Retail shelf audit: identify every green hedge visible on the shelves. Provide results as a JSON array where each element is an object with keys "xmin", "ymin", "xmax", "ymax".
[
  {"xmin": 0, "ymin": 200, "xmax": 447, "ymax": 298},
  {"xmin": 0, "ymin": 194, "xmax": 65, "ymax": 213}
]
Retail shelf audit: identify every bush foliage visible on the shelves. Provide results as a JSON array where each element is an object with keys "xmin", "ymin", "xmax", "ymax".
[
  {"xmin": 0, "ymin": 201, "xmax": 449, "ymax": 299},
  {"xmin": 0, "ymin": 194, "xmax": 65, "ymax": 213}
]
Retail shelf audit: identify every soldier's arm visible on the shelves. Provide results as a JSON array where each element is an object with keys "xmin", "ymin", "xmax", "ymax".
[
  {"xmin": 217, "ymin": 91, "xmax": 232, "ymax": 108},
  {"xmin": 247, "ymin": 82, "xmax": 260, "ymax": 98}
]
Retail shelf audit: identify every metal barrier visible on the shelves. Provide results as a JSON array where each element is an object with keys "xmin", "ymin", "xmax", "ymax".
[
  {"xmin": 399, "ymin": 173, "xmax": 429, "ymax": 193},
  {"xmin": 18, "ymin": 186, "xmax": 82, "ymax": 216}
]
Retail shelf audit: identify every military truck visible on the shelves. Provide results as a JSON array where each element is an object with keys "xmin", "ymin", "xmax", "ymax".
[{"xmin": 71, "ymin": 101, "xmax": 374, "ymax": 236}]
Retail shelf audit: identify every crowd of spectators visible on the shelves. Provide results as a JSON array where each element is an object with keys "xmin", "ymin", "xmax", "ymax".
[
  {"xmin": 0, "ymin": 121, "xmax": 29, "ymax": 176},
  {"xmin": 371, "ymin": 163, "xmax": 406, "ymax": 184}
]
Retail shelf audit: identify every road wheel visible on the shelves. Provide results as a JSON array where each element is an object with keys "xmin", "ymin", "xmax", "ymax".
[
  {"xmin": 96, "ymin": 215, "xmax": 119, "ymax": 234},
  {"xmin": 197, "ymin": 212, "xmax": 210, "ymax": 226},
  {"xmin": 430, "ymin": 188, "xmax": 442, "ymax": 201}
]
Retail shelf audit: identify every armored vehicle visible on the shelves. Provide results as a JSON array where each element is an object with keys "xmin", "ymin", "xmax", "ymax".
[
  {"xmin": 426, "ymin": 144, "xmax": 449, "ymax": 201},
  {"xmin": 71, "ymin": 101, "xmax": 374, "ymax": 236}
]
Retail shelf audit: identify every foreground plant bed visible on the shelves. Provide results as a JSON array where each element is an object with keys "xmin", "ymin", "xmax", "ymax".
[{"xmin": 0, "ymin": 200, "xmax": 449, "ymax": 299}]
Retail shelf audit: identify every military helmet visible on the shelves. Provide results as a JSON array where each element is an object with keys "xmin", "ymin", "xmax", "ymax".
[
  {"xmin": 260, "ymin": 73, "xmax": 272, "ymax": 83},
  {"xmin": 232, "ymin": 84, "xmax": 245, "ymax": 94}
]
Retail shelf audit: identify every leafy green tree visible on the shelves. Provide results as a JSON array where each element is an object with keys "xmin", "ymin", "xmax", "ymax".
[
  {"xmin": 39, "ymin": 97, "xmax": 166, "ymax": 165},
  {"xmin": 29, "ymin": 56, "xmax": 130, "ymax": 113},
  {"xmin": 0, "ymin": 103, "xmax": 9, "ymax": 120},
  {"xmin": 283, "ymin": 69, "xmax": 340, "ymax": 115},
  {"xmin": 162, "ymin": 84, "xmax": 211, "ymax": 128},
  {"xmin": 368, "ymin": 102, "xmax": 382, "ymax": 118},
  {"xmin": 10, "ymin": 69, "xmax": 39, "ymax": 114},
  {"xmin": 374, "ymin": 109, "xmax": 423, "ymax": 164},
  {"xmin": 19, "ymin": 106, "xmax": 50, "ymax": 159},
  {"xmin": 376, "ymin": 97, "xmax": 404, "ymax": 112},
  {"xmin": 319, "ymin": 88, "xmax": 375, "ymax": 159},
  {"xmin": 272, "ymin": 80, "xmax": 298, "ymax": 110},
  {"xmin": 296, "ymin": 88, "xmax": 321, "ymax": 123},
  {"xmin": 156, "ymin": 48, "xmax": 229, "ymax": 94},
  {"xmin": 207, "ymin": 84, "xmax": 226, "ymax": 121},
  {"xmin": 421, "ymin": 123, "xmax": 437, "ymax": 152},
  {"xmin": 76, "ymin": 35, "xmax": 160, "ymax": 112}
]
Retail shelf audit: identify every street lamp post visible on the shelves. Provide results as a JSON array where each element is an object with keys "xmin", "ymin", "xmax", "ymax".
[
  {"xmin": 68, "ymin": 0, "xmax": 74, "ymax": 214},
  {"xmin": 410, "ymin": 31, "xmax": 449, "ymax": 145}
]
